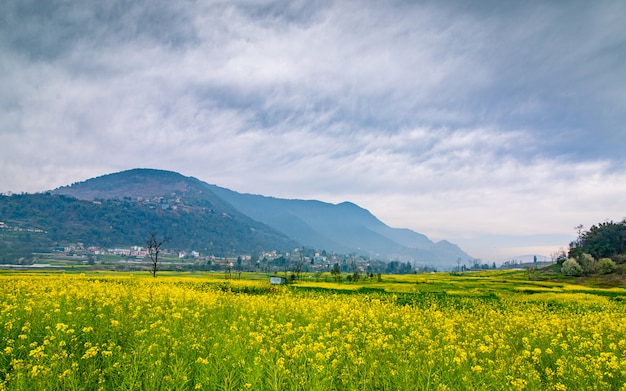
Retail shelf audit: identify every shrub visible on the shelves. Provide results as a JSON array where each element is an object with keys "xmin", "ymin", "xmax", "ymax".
[
  {"xmin": 562, "ymin": 259, "xmax": 583, "ymax": 276},
  {"xmin": 597, "ymin": 258, "xmax": 616, "ymax": 274},
  {"xmin": 556, "ymin": 253, "xmax": 568, "ymax": 265},
  {"xmin": 576, "ymin": 253, "xmax": 595, "ymax": 274}
]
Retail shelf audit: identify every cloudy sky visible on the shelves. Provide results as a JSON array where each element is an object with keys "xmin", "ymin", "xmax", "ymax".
[{"xmin": 1, "ymin": 0, "xmax": 625, "ymax": 262}]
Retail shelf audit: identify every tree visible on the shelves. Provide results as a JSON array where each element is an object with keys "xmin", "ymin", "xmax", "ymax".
[
  {"xmin": 570, "ymin": 220, "xmax": 626, "ymax": 260},
  {"xmin": 350, "ymin": 258, "xmax": 361, "ymax": 282},
  {"xmin": 225, "ymin": 260, "xmax": 233, "ymax": 279},
  {"xmin": 551, "ymin": 249, "xmax": 567, "ymax": 265},
  {"xmin": 576, "ymin": 253, "xmax": 595, "ymax": 275},
  {"xmin": 293, "ymin": 253, "xmax": 306, "ymax": 281},
  {"xmin": 561, "ymin": 259, "xmax": 583, "ymax": 276},
  {"xmin": 331, "ymin": 263, "xmax": 341, "ymax": 282},
  {"xmin": 597, "ymin": 258, "xmax": 616, "ymax": 274},
  {"xmin": 146, "ymin": 232, "xmax": 169, "ymax": 277},
  {"xmin": 385, "ymin": 261, "xmax": 397, "ymax": 274}
]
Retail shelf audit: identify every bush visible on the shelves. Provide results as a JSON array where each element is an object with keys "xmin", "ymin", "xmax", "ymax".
[
  {"xmin": 577, "ymin": 253, "xmax": 595, "ymax": 274},
  {"xmin": 597, "ymin": 258, "xmax": 616, "ymax": 274},
  {"xmin": 562, "ymin": 259, "xmax": 583, "ymax": 276},
  {"xmin": 556, "ymin": 253, "xmax": 568, "ymax": 265}
]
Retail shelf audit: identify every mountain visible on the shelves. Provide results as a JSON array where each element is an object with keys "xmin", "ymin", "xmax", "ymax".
[
  {"xmin": 0, "ymin": 192, "xmax": 294, "ymax": 259},
  {"xmin": 58, "ymin": 168, "xmax": 471, "ymax": 266},
  {"xmin": 207, "ymin": 185, "xmax": 470, "ymax": 267},
  {"xmin": 55, "ymin": 169, "xmax": 234, "ymax": 212},
  {"xmin": 1, "ymin": 168, "xmax": 470, "ymax": 267},
  {"xmin": 0, "ymin": 169, "xmax": 298, "ymax": 259}
]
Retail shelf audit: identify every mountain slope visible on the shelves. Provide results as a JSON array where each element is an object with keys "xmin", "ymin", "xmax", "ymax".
[
  {"xmin": 54, "ymin": 169, "xmax": 239, "ymax": 215},
  {"xmin": 207, "ymin": 185, "xmax": 470, "ymax": 266},
  {"xmin": 48, "ymin": 168, "xmax": 470, "ymax": 266},
  {"xmin": 47, "ymin": 169, "xmax": 299, "ymax": 254},
  {"xmin": 0, "ymin": 192, "xmax": 297, "ymax": 257}
]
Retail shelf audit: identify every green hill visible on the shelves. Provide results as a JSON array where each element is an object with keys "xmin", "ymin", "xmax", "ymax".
[
  {"xmin": 1, "ymin": 168, "xmax": 472, "ymax": 267},
  {"xmin": 0, "ymin": 191, "xmax": 297, "ymax": 262}
]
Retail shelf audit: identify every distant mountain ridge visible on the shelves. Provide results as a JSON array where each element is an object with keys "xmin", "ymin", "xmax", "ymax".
[
  {"xmin": 207, "ymin": 184, "xmax": 469, "ymax": 266},
  {"xmin": 50, "ymin": 168, "xmax": 470, "ymax": 266}
]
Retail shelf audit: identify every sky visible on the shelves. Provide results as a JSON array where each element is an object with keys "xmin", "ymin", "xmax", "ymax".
[{"xmin": 1, "ymin": 0, "xmax": 625, "ymax": 262}]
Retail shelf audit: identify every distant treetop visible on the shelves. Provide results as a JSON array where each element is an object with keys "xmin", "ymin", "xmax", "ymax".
[{"xmin": 569, "ymin": 220, "xmax": 626, "ymax": 260}]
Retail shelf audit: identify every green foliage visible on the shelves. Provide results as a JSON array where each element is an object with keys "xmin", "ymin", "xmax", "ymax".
[
  {"xmin": 561, "ymin": 259, "xmax": 583, "ymax": 276},
  {"xmin": 555, "ymin": 251, "xmax": 568, "ymax": 265},
  {"xmin": 384, "ymin": 260, "xmax": 413, "ymax": 274},
  {"xmin": 597, "ymin": 257, "xmax": 616, "ymax": 274},
  {"xmin": 0, "ymin": 193, "xmax": 297, "ymax": 261},
  {"xmin": 570, "ymin": 220, "xmax": 626, "ymax": 260},
  {"xmin": 576, "ymin": 253, "xmax": 595, "ymax": 274},
  {"xmin": 613, "ymin": 254, "xmax": 626, "ymax": 264}
]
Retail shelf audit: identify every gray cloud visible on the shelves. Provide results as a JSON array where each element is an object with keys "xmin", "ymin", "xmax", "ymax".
[{"xmin": 1, "ymin": 0, "xmax": 625, "ymax": 261}]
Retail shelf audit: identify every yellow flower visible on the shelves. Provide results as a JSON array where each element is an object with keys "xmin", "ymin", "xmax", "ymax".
[
  {"xmin": 58, "ymin": 369, "xmax": 72, "ymax": 380},
  {"xmin": 81, "ymin": 346, "xmax": 99, "ymax": 359}
]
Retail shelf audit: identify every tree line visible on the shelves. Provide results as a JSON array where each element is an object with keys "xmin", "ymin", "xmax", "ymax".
[{"xmin": 560, "ymin": 219, "xmax": 626, "ymax": 276}]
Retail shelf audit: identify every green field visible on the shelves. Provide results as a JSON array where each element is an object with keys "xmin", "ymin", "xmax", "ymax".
[{"xmin": 1, "ymin": 270, "xmax": 626, "ymax": 390}]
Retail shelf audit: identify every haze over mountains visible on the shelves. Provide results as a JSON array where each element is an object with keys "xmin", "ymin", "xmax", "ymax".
[
  {"xmin": 207, "ymin": 185, "xmax": 469, "ymax": 266},
  {"xmin": 44, "ymin": 169, "xmax": 470, "ymax": 267},
  {"xmin": 0, "ymin": 169, "xmax": 460, "ymax": 267}
]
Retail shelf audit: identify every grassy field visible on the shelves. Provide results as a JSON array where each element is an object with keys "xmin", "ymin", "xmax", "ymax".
[{"xmin": 2, "ymin": 270, "xmax": 626, "ymax": 390}]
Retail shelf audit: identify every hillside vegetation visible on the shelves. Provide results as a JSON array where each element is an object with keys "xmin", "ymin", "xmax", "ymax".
[
  {"xmin": 0, "ymin": 192, "xmax": 296, "ymax": 262},
  {"xmin": 50, "ymin": 168, "xmax": 470, "ymax": 267},
  {"xmin": 549, "ymin": 220, "xmax": 626, "ymax": 279}
]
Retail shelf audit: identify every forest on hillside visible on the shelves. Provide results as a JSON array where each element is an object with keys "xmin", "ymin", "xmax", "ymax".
[{"xmin": 0, "ymin": 193, "xmax": 296, "ymax": 262}]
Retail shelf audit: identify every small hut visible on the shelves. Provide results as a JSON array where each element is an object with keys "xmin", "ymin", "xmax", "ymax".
[{"xmin": 269, "ymin": 276, "xmax": 287, "ymax": 285}]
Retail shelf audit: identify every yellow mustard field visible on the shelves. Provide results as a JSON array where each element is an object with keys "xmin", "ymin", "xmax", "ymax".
[{"xmin": 2, "ymin": 272, "xmax": 626, "ymax": 390}]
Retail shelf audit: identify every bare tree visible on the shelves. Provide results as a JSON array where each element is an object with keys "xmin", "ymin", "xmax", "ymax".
[
  {"xmin": 350, "ymin": 257, "xmax": 361, "ymax": 282},
  {"xmin": 331, "ymin": 263, "xmax": 341, "ymax": 282},
  {"xmin": 224, "ymin": 258, "xmax": 233, "ymax": 280},
  {"xmin": 293, "ymin": 252, "xmax": 306, "ymax": 281},
  {"xmin": 146, "ymin": 233, "xmax": 170, "ymax": 277}
]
